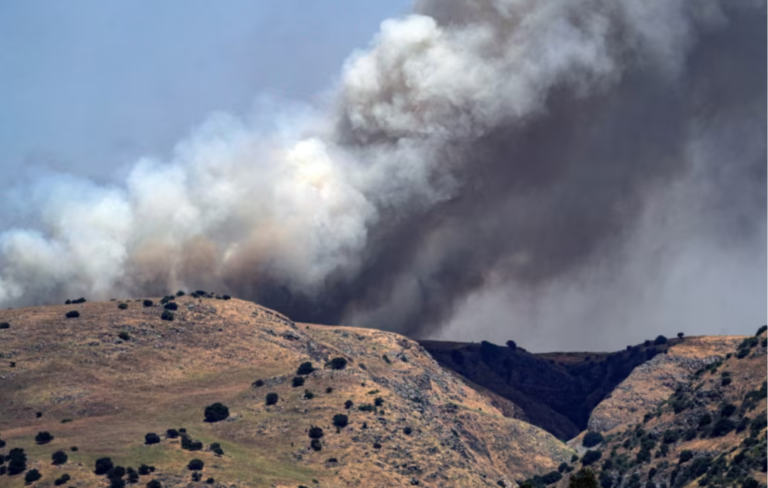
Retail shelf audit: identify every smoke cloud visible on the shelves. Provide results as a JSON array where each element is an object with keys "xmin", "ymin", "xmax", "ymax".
[{"xmin": 1, "ymin": 0, "xmax": 765, "ymax": 350}]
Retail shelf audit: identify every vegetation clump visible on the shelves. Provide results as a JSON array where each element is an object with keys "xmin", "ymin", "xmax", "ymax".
[
  {"xmin": 328, "ymin": 357, "xmax": 347, "ymax": 370},
  {"xmin": 332, "ymin": 414, "xmax": 349, "ymax": 432},
  {"xmin": 7, "ymin": 448, "xmax": 28, "ymax": 475},
  {"xmin": 25, "ymin": 469, "xmax": 42, "ymax": 484},
  {"xmin": 118, "ymin": 331, "xmax": 131, "ymax": 341},
  {"xmin": 160, "ymin": 310, "xmax": 174, "ymax": 321},
  {"xmin": 188, "ymin": 459, "xmax": 204, "ymax": 471},
  {"xmin": 296, "ymin": 362, "xmax": 315, "ymax": 375},
  {"xmin": 65, "ymin": 310, "xmax": 80, "ymax": 318},
  {"xmin": 51, "ymin": 450, "xmax": 68, "ymax": 465},
  {"xmin": 582, "ymin": 432, "xmax": 604, "ymax": 448},
  {"xmin": 54, "ymin": 474, "xmax": 71, "ymax": 486},
  {"xmin": 118, "ymin": 303, "xmax": 128, "ymax": 310},
  {"xmin": 266, "ymin": 393, "xmax": 279, "ymax": 406},
  {"xmin": 35, "ymin": 431, "xmax": 54, "ymax": 444},
  {"xmin": 308, "ymin": 426, "xmax": 324, "ymax": 439},
  {"xmin": 166, "ymin": 429, "xmax": 179, "ymax": 439},
  {"xmin": 95, "ymin": 457, "xmax": 114, "ymax": 475},
  {"xmin": 145, "ymin": 433, "xmax": 161, "ymax": 445},
  {"xmin": 581, "ymin": 450, "xmax": 602, "ymax": 466},
  {"xmin": 0, "ymin": 322, "xmax": 9, "ymax": 329},
  {"xmin": 292, "ymin": 376, "xmax": 305, "ymax": 387},
  {"xmin": 143, "ymin": 300, "xmax": 154, "ymax": 307}
]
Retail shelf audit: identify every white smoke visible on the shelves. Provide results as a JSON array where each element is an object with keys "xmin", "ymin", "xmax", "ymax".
[{"xmin": 0, "ymin": 0, "xmax": 763, "ymax": 348}]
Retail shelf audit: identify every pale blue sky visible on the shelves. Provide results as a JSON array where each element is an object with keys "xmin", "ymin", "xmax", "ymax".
[{"xmin": 0, "ymin": 1, "xmax": 411, "ymax": 185}]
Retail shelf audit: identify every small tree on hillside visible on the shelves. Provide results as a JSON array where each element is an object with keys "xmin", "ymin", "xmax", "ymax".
[
  {"xmin": 677, "ymin": 332, "xmax": 684, "ymax": 339},
  {"xmin": 51, "ymin": 450, "xmax": 68, "ymax": 465},
  {"xmin": 266, "ymin": 393, "xmax": 279, "ymax": 406},
  {"xmin": 35, "ymin": 431, "xmax": 54, "ymax": 444},
  {"xmin": 332, "ymin": 414, "xmax": 348, "ymax": 432},
  {"xmin": 204, "ymin": 403, "xmax": 229, "ymax": 422},
  {"xmin": 296, "ymin": 362, "xmax": 315, "ymax": 375},
  {"xmin": 569, "ymin": 469, "xmax": 598, "ymax": 488},
  {"xmin": 506, "ymin": 340, "xmax": 517, "ymax": 350}
]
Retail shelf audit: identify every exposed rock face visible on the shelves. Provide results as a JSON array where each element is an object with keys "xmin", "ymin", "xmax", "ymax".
[{"xmin": 421, "ymin": 339, "xmax": 675, "ymax": 440}]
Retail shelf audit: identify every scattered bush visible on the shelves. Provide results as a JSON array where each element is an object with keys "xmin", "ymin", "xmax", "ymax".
[
  {"xmin": 568, "ymin": 468, "xmax": 598, "ymax": 488},
  {"xmin": 252, "ymin": 379, "xmax": 264, "ymax": 387},
  {"xmin": 95, "ymin": 457, "xmax": 114, "ymax": 475},
  {"xmin": 678, "ymin": 450, "xmax": 693, "ymax": 464},
  {"xmin": 358, "ymin": 404, "xmax": 375, "ymax": 412},
  {"xmin": 677, "ymin": 332, "xmax": 684, "ymax": 339},
  {"xmin": 8, "ymin": 448, "xmax": 28, "ymax": 475},
  {"xmin": 710, "ymin": 418, "xmax": 735, "ymax": 437},
  {"xmin": 654, "ymin": 335, "xmax": 668, "ymax": 345},
  {"xmin": 54, "ymin": 474, "xmax": 71, "ymax": 486},
  {"xmin": 180, "ymin": 436, "xmax": 203, "ymax": 451},
  {"xmin": 138, "ymin": 464, "xmax": 155, "ymax": 475},
  {"xmin": 25, "ymin": 469, "xmax": 42, "ymax": 483},
  {"xmin": 404, "ymin": 426, "xmax": 413, "ymax": 435},
  {"xmin": 698, "ymin": 413, "xmax": 712, "ymax": 428},
  {"xmin": 721, "ymin": 376, "xmax": 732, "ymax": 386},
  {"xmin": 636, "ymin": 449, "xmax": 651, "ymax": 464},
  {"xmin": 309, "ymin": 426, "xmax": 324, "ymax": 439},
  {"xmin": 374, "ymin": 397, "xmax": 384, "ymax": 407},
  {"xmin": 382, "ymin": 354, "xmax": 391, "ymax": 364},
  {"xmin": 65, "ymin": 310, "xmax": 80, "ymax": 318},
  {"xmin": 757, "ymin": 325, "xmax": 767, "ymax": 336},
  {"xmin": 296, "ymin": 362, "xmax": 315, "ymax": 375},
  {"xmin": 70, "ymin": 446, "xmax": 78, "ymax": 451},
  {"xmin": 112, "ymin": 466, "xmax": 126, "ymax": 478},
  {"xmin": 166, "ymin": 429, "xmax": 179, "ymax": 439},
  {"xmin": 35, "ymin": 431, "xmax": 54, "ymax": 444},
  {"xmin": 662, "ymin": 429, "xmax": 679, "ymax": 444},
  {"xmin": 583, "ymin": 432, "xmax": 604, "ymax": 448},
  {"xmin": 266, "ymin": 393, "xmax": 279, "ymax": 406},
  {"xmin": 163, "ymin": 302, "xmax": 178, "ymax": 311},
  {"xmin": 118, "ymin": 303, "xmax": 128, "ymax": 310},
  {"xmin": 329, "ymin": 357, "xmax": 347, "ymax": 370},
  {"xmin": 206, "ymin": 478, "xmax": 215, "ymax": 484},
  {"xmin": 310, "ymin": 439, "xmax": 322, "ymax": 451},
  {"xmin": 0, "ymin": 322, "xmax": 9, "ymax": 329},
  {"xmin": 344, "ymin": 400, "xmax": 353, "ymax": 409},
  {"xmin": 146, "ymin": 480, "xmax": 162, "ymax": 488},
  {"xmin": 118, "ymin": 331, "xmax": 131, "ymax": 341},
  {"xmin": 160, "ymin": 310, "xmax": 174, "ymax": 321},
  {"xmin": 720, "ymin": 403, "xmax": 736, "ymax": 417},
  {"xmin": 188, "ymin": 459, "xmax": 204, "ymax": 471},
  {"xmin": 127, "ymin": 467, "xmax": 139, "ymax": 483},
  {"xmin": 558, "ymin": 462, "xmax": 568, "ymax": 473},
  {"xmin": 36, "ymin": 411, "xmax": 43, "ymax": 418},
  {"xmin": 210, "ymin": 442, "xmax": 224, "ymax": 456},
  {"xmin": 304, "ymin": 390, "xmax": 315, "ymax": 400},
  {"xmin": 571, "ymin": 454, "xmax": 579, "ymax": 463},
  {"xmin": 143, "ymin": 300, "xmax": 153, "ymax": 307},
  {"xmin": 541, "ymin": 471, "xmax": 562, "ymax": 485},
  {"xmin": 145, "ymin": 433, "xmax": 161, "ymax": 445},
  {"xmin": 51, "ymin": 450, "xmax": 68, "ymax": 465},
  {"xmin": 581, "ymin": 450, "xmax": 602, "ymax": 466},
  {"xmin": 506, "ymin": 340, "xmax": 517, "ymax": 350},
  {"xmin": 292, "ymin": 376, "xmax": 305, "ymax": 387},
  {"xmin": 326, "ymin": 387, "xmax": 333, "ymax": 394},
  {"xmin": 332, "ymin": 414, "xmax": 348, "ymax": 431},
  {"xmin": 373, "ymin": 442, "xmax": 382, "ymax": 449},
  {"xmin": 204, "ymin": 402, "xmax": 229, "ymax": 422}
]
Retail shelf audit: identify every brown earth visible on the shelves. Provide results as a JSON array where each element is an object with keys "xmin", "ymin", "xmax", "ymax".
[{"xmin": 0, "ymin": 296, "xmax": 574, "ymax": 488}]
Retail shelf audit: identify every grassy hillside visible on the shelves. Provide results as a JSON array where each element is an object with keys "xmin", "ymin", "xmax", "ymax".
[{"xmin": 0, "ymin": 295, "xmax": 573, "ymax": 488}]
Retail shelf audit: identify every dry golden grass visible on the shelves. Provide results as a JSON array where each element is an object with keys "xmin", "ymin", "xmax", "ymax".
[{"xmin": 0, "ymin": 297, "xmax": 573, "ymax": 487}]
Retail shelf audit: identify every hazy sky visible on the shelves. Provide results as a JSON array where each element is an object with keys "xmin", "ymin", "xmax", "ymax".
[{"xmin": 0, "ymin": 1, "xmax": 410, "ymax": 185}]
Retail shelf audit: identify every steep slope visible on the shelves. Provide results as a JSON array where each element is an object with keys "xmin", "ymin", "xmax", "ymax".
[
  {"xmin": 553, "ymin": 328, "xmax": 766, "ymax": 488},
  {"xmin": 421, "ymin": 338, "xmax": 678, "ymax": 440},
  {"xmin": 0, "ymin": 296, "xmax": 573, "ymax": 488}
]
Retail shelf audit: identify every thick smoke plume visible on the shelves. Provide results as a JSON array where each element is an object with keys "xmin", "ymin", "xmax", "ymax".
[{"xmin": 1, "ymin": 0, "xmax": 765, "ymax": 350}]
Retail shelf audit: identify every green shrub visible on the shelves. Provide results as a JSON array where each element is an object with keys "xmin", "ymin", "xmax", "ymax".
[
  {"xmin": 252, "ymin": 379, "xmax": 264, "ymax": 387},
  {"xmin": 328, "ymin": 357, "xmax": 347, "ymax": 370},
  {"xmin": 206, "ymin": 478, "xmax": 215, "ymax": 484},
  {"xmin": 541, "ymin": 471, "xmax": 562, "ymax": 485},
  {"xmin": 163, "ymin": 302, "xmax": 178, "ymax": 311},
  {"xmin": 698, "ymin": 413, "xmax": 712, "ymax": 428},
  {"xmin": 204, "ymin": 402, "xmax": 229, "ymax": 422},
  {"xmin": 296, "ymin": 362, "xmax": 315, "ymax": 375},
  {"xmin": 0, "ymin": 322, "xmax": 9, "ymax": 329},
  {"xmin": 112, "ymin": 466, "xmax": 126, "ymax": 478},
  {"xmin": 143, "ymin": 300, "xmax": 153, "ymax": 307},
  {"xmin": 374, "ymin": 397, "xmax": 384, "ymax": 407},
  {"xmin": 176, "ymin": 290, "xmax": 185, "ymax": 296},
  {"xmin": 292, "ymin": 376, "xmax": 305, "ymax": 387},
  {"xmin": 146, "ymin": 480, "xmax": 162, "ymax": 488},
  {"xmin": 358, "ymin": 404, "xmax": 375, "ymax": 412},
  {"xmin": 571, "ymin": 454, "xmax": 579, "ymax": 463},
  {"xmin": 569, "ymin": 468, "xmax": 598, "ymax": 488},
  {"xmin": 127, "ymin": 467, "xmax": 139, "ymax": 483},
  {"xmin": 332, "ymin": 414, "xmax": 348, "ymax": 431},
  {"xmin": 382, "ymin": 354, "xmax": 391, "ymax": 364},
  {"xmin": 7, "ymin": 448, "xmax": 27, "ymax": 475},
  {"xmin": 308, "ymin": 426, "xmax": 324, "ymax": 439},
  {"xmin": 654, "ymin": 335, "xmax": 668, "ymax": 345},
  {"xmin": 35, "ymin": 431, "xmax": 54, "ymax": 444},
  {"xmin": 210, "ymin": 442, "xmax": 224, "ymax": 456},
  {"xmin": 662, "ymin": 429, "xmax": 679, "ymax": 444},
  {"xmin": 558, "ymin": 462, "xmax": 568, "ymax": 473},
  {"xmin": 118, "ymin": 303, "xmax": 128, "ymax": 310},
  {"xmin": 310, "ymin": 439, "xmax": 322, "ymax": 451},
  {"xmin": 145, "ymin": 433, "xmax": 161, "ymax": 445},
  {"xmin": 636, "ymin": 449, "xmax": 651, "ymax": 464},
  {"xmin": 160, "ymin": 310, "xmax": 174, "ymax": 321},
  {"xmin": 266, "ymin": 393, "xmax": 279, "ymax": 405},
  {"xmin": 25, "ymin": 469, "xmax": 42, "ymax": 483},
  {"xmin": 749, "ymin": 415, "xmax": 767, "ymax": 436},
  {"xmin": 720, "ymin": 403, "xmax": 736, "ymax": 417},
  {"xmin": 188, "ymin": 459, "xmax": 204, "ymax": 471},
  {"xmin": 95, "ymin": 457, "xmax": 114, "ymax": 475},
  {"xmin": 138, "ymin": 464, "xmax": 155, "ymax": 475},
  {"xmin": 583, "ymin": 432, "xmax": 604, "ymax": 448},
  {"xmin": 756, "ymin": 325, "xmax": 767, "ymax": 336},
  {"xmin": 326, "ymin": 387, "xmax": 333, "ymax": 393},
  {"xmin": 54, "ymin": 474, "xmax": 71, "ymax": 486},
  {"xmin": 180, "ymin": 436, "xmax": 203, "ymax": 451},
  {"xmin": 721, "ymin": 376, "xmax": 732, "ymax": 386},
  {"xmin": 166, "ymin": 428, "xmax": 179, "ymax": 439},
  {"xmin": 65, "ymin": 310, "xmax": 80, "ymax": 318},
  {"xmin": 344, "ymin": 400, "xmax": 353, "ymax": 409},
  {"xmin": 51, "ymin": 450, "xmax": 68, "ymax": 465},
  {"xmin": 710, "ymin": 418, "xmax": 735, "ymax": 437},
  {"xmin": 679, "ymin": 450, "xmax": 693, "ymax": 463},
  {"xmin": 304, "ymin": 390, "xmax": 315, "ymax": 400},
  {"xmin": 581, "ymin": 450, "xmax": 602, "ymax": 466}
]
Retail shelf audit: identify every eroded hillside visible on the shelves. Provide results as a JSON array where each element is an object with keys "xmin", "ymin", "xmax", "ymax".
[{"xmin": 0, "ymin": 296, "xmax": 573, "ymax": 488}]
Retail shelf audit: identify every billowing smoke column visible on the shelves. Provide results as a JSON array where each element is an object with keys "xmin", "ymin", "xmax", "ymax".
[{"xmin": 0, "ymin": 0, "xmax": 765, "ymax": 347}]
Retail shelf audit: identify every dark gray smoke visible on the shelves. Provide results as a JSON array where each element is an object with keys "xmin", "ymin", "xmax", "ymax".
[{"xmin": 1, "ymin": 0, "xmax": 764, "ymax": 350}]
